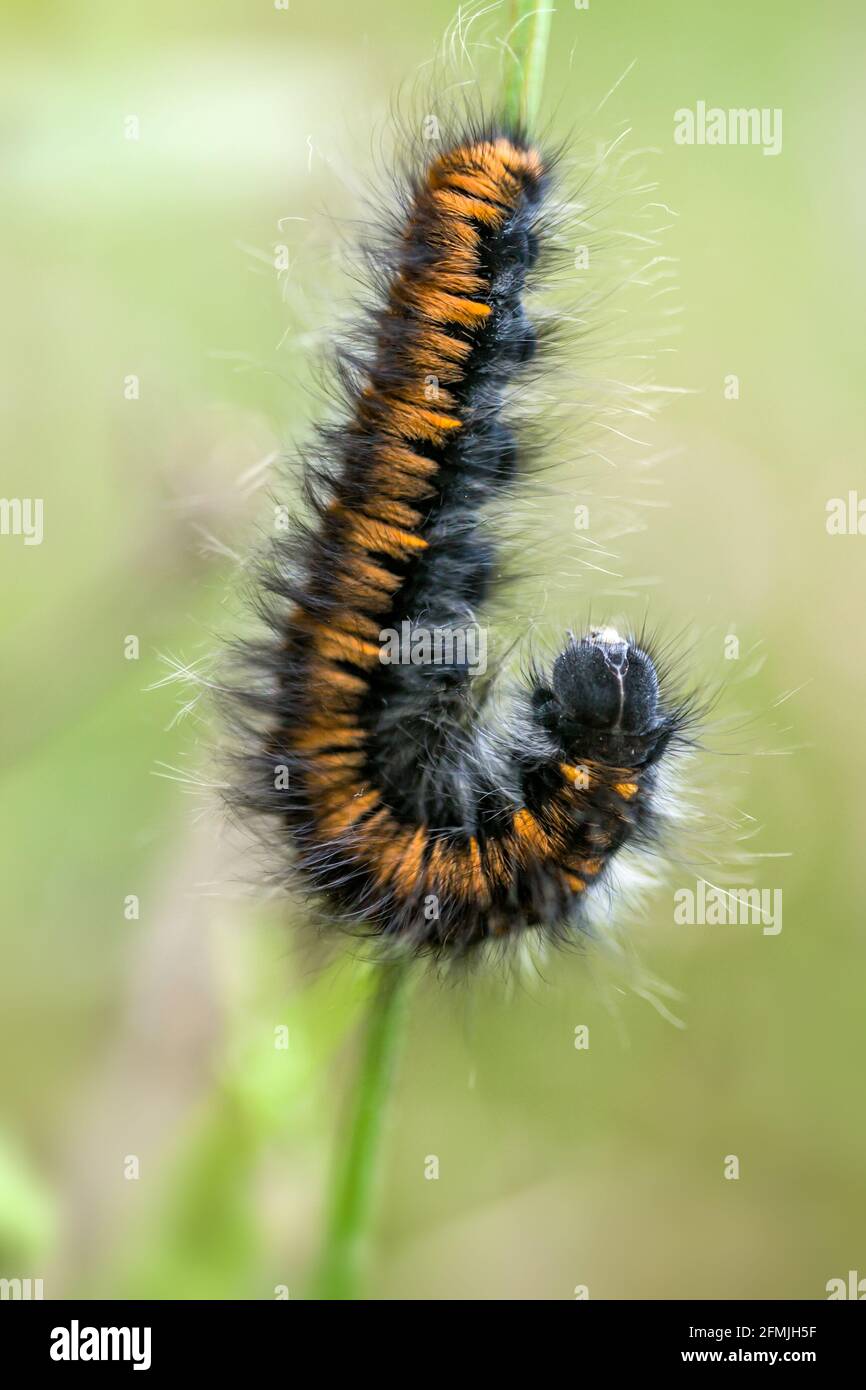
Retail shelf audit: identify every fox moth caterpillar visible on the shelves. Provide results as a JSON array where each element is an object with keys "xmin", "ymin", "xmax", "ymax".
[{"xmin": 227, "ymin": 116, "xmax": 696, "ymax": 958}]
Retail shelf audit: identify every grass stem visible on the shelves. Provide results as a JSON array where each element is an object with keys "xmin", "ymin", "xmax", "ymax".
[
  {"xmin": 504, "ymin": 1, "xmax": 554, "ymax": 133},
  {"xmin": 314, "ymin": 959, "xmax": 414, "ymax": 1299}
]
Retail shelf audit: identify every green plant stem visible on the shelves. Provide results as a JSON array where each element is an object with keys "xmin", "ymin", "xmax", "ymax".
[
  {"xmin": 504, "ymin": 1, "xmax": 554, "ymax": 133},
  {"xmin": 314, "ymin": 958, "xmax": 414, "ymax": 1299}
]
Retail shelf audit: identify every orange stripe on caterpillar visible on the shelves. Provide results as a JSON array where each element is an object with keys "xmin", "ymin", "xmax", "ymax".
[
  {"xmin": 512, "ymin": 807, "xmax": 558, "ymax": 858},
  {"xmin": 437, "ymin": 168, "xmax": 513, "ymax": 201},
  {"xmin": 482, "ymin": 836, "xmax": 512, "ymax": 889},
  {"xmin": 359, "ymin": 498, "xmax": 423, "ymax": 530},
  {"xmin": 563, "ymin": 855, "xmax": 604, "ymax": 878},
  {"xmin": 290, "ymin": 719, "xmax": 365, "ymax": 753},
  {"xmin": 324, "ymin": 610, "xmax": 382, "ymax": 642},
  {"xmin": 305, "ymin": 658, "xmax": 369, "ymax": 695},
  {"xmin": 381, "ymin": 381, "xmax": 462, "ymax": 412},
  {"xmin": 428, "ymin": 838, "xmax": 478, "ymax": 899},
  {"xmin": 292, "ymin": 604, "xmax": 381, "ymax": 643},
  {"xmin": 405, "ymin": 327, "xmax": 472, "ymax": 369},
  {"xmin": 560, "ymin": 762, "xmax": 595, "ymax": 788},
  {"xmin": 310, "ymin": 624, "xmax": 381, "ymax": 668},
  {"xmin": 369, "ymin": 824, "xmax": 415, "ymax": 886},
  {"xmin": 339, "ymin": 511, "xmax": 428, "ymax": 559},
  {"xmin": 314, "ymin": 751, "xmax": 366, "ymax": 772},
  {"xmin": 316, "ymin": 786, "xmax": 380, "ymax": 836},
  {"xmin": 430, "ymin": 187, "xmax": 507, "ymax": 226},
  {"xmin": 375, "ymin": 442, "xmax": 440, "ymax": 476},
  {"xmin": 395, "ymin": 826, "xmax": 428, "ymax": 893},
  {"xmin": 338, "ymin": 553, "xmax": 404, "ymax": 592},
  {"xmin": 365, "ymin": 395, "xmax": 463, "ymax": 443},
  {"xmin": 395, "ymin": 281, "xmax": 492, "ymax": 328},
  {"xmin": 366, "ymin": 467, "xmax": 436, "ymax": 503}
]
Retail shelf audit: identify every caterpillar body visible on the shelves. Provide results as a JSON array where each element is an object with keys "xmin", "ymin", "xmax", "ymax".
[{"xmin": 232, "ymin": 122, "xmax": 694, "ymax": 958}]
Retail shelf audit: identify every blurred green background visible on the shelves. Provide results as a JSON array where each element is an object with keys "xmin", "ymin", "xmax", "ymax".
[{"xmin": 2, "ymin": 0, "xmax": 864, "ymax": 1300}]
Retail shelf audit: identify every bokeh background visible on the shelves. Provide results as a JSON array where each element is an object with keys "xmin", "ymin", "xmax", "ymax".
[{"xmin": 2, "ymin": 0, "xmax": 865, "ymax": 1300}]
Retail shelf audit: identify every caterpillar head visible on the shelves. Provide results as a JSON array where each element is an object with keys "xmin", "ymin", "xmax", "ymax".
[{"xmin": 536, "ymin": 627, "xmax": 673, "ymax": 768}]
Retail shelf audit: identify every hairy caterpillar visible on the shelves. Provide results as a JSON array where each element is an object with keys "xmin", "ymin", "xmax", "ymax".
[{"xmin": 229, "ymin": 117, "xmax": 697, "ymax": 958}]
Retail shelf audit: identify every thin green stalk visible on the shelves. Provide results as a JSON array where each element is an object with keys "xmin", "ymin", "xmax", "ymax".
[
  {"xmin": 504, "ymin": 1, "xmax": 554, "ymax": 133},
  {"xmin": 314, "ymin": 959, "xmax": 414, "ymax": 1299}
]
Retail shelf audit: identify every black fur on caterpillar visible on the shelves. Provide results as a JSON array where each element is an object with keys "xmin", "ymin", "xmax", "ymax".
[{"xmin": 225, "ymin": 115, "xmax": 701, "ymax": 958}]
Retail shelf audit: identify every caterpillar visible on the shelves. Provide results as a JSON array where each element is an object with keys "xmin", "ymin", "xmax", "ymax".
[{"xmin": 229, "ymin": 117, "xmax": 696, "ymax": 958}]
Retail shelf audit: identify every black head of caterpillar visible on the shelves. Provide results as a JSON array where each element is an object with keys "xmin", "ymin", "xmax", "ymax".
[
  {"xmin": 226, "ymin": 119, "xmax": 700, "ymax": 960},
  {"xmin": 535, "ymin": 628, "xmax": 675, "ymax": 773}
]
